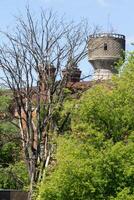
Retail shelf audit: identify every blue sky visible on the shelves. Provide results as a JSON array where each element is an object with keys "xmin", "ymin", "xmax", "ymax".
[
  {"xmin": 0, "ymin": 0, "xmax": 133, "ymax": 47},
  {"xmin": 0, "ymin": 0, "xmax": 133, "ymax": 76}
]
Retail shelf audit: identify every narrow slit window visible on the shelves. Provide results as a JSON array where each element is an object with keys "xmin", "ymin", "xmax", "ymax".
[{"xmin": 104, "ymin": 43, "xmax": 107, "ymax": 50}]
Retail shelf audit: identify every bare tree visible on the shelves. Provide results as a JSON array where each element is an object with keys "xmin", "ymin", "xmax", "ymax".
[{"xmin": 0, "ymin": 8, "xmax": 93, "ymax": 199}]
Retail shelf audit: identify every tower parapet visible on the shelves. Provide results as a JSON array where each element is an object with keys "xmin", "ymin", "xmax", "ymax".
[{"xmin": 88, "ymin": 33, "xmax": 125, "ymax": 80}]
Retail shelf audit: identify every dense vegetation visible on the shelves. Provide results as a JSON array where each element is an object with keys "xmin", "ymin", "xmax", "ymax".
[
  {"xmin": 37, "ymin": 53, "xmax": 134, "ymax": 199},
  {"xmin": 1, "ymin": 53, "xmax": 134, "ymax": 199},
  {"xmin": 0, "ymin": 93, "xmax": 28, "ymax": 189}
]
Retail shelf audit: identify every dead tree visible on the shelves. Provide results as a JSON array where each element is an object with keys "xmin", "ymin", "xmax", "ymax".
[{"xmin": 0, "ymin": 8, "xmax": 94, "ymax": 199}]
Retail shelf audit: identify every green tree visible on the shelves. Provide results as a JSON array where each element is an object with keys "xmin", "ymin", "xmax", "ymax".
[
  {"xmin": 72, "ymin": 52, "xmax": 134, "ymax": 142},
  {"xmin": 38, "ymin": 52, "xmax": 134, "ymax": 199},
  {"xmin": 0, "ymin": 93, "xmax": 28, "ymax": 189},
  {"xmin": 38, "ymin": 135, "xmax": 134, "ymax": 200}
]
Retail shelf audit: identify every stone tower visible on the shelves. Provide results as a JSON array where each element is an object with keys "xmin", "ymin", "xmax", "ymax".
[{"xmin": 88, "ymin": 33, "xmax": 125, "ymax": 80}]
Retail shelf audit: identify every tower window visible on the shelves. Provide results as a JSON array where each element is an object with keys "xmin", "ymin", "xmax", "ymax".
[{"xmin": 104, "ymin": 43, "xmax": 107, "ymax": 50}]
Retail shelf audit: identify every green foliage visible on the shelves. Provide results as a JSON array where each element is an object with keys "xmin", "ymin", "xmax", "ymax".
[
  {"xmin": 57, "ymin": 99, "xmax": 75, "ymax": 133},
  {"xmin": 0, "ymin": 93, "xmax": 12, "ymax": 112},
  {"xmin": 37, "ymin": 52, "xmax": 134, "ymax": 199},
  {"xmin": 71, "ymin": 55, "xmax": 134, "ymax": 142},
  {"xmin": 38, "ymin": 135, "xmax": 134, "ymax": 200},
  {"xmin": 38, "ymin": 88, "xmax": 73, "ymax": 134},
  {"xmin": 0, "ymin": 93, "xmax": 29, "ymax": 190},
  {"xmin": 0, "ymin": 161, "xmax": 28, "ymax": 189},
  {"xmin": 50, "ymin": 98, "xmax": 75, "ymax": 133},
  {"xmin": 110, "ymin": 188, "xmax": 134, "ymax": 200}
]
